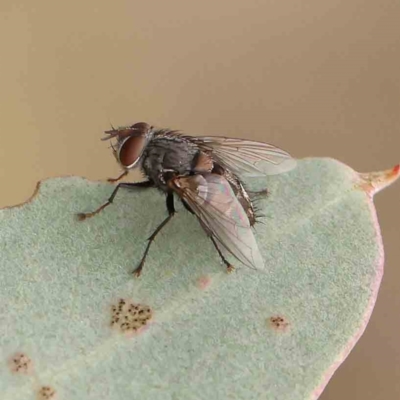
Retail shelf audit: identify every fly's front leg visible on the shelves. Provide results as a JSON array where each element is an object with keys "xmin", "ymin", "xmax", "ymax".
[
  {"xmin": 133, "ymin": 192, "xmax": 175, "ymax": 277},
  {"xmin": 77, "ymin": 180, "xmax": 154, "ymax": 221},
  {"xmin": 107, "ymin": 170, "xmax": 128, "ymax": 183}
]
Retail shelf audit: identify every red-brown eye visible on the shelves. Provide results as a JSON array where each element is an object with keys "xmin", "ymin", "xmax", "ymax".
[
  {"xmin": 131, "ymin": 122, "xmax": 150, "ymax": 133},
  {"xmin": 118, "ymin": 136, "xmax": 146, "ymax": 168}
]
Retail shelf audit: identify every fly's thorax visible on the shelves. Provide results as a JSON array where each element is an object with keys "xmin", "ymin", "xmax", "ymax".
[{"xmin": 141, "ymin": 134, "xmax": 199, "ymax": 191}]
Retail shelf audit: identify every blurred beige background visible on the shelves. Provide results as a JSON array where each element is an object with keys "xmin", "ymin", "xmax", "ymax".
[{"xmin": 1, "ymin": 1, "xmax": 399, "ymax": 398}]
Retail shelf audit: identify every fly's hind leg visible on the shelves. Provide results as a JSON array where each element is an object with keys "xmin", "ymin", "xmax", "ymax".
[
  {"xmin": 209, "ymin": 236, "xmax": 235, "ymax": 273},
  {"xmin": 77, "ymin": 180, "xmax": 154, "ymax": 221},
  {"xmin": 246, "ymin": 188, "xmax": 269, "ymax": 196},
  {"xmin": 132, "ymin": 192, "xmax": 175, "ymax": 277},
  {"xmin": 182, "ymin": 199, "xmax": 234, "ymax": 274}
]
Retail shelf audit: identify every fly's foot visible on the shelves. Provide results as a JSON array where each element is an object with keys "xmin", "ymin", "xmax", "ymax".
[
  {"xmin": 76, "ymin": 203, "xmax": 110, "ymax": 221},
  {"xmin": 76, "ymin": 212, "xmax": 92, "ymax": 221},
  {"xmin": 132, "ymin": 264, "xmax": 143, "ymax": 278},
  {"xmin": 226, "ymin": 264, "xmax": 235, "ymax": 273}
]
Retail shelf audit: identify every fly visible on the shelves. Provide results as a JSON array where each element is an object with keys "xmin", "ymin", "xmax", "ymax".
[{"xmin": 77, "ymin": 122, "xmax": 296, "ymax": 276}]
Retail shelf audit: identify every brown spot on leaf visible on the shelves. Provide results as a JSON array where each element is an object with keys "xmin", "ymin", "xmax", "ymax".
[
  {"xmin": 197, "ymin": 275, "xmax": 212, "ymax": 290},
  {"xmin": 8, "ymin": 352, "xmax": 33, "ymax": 375},
  {"xmin": 110, "ymin": 298, "xmax": 153, "ymax": 335},
  {"xmin": 37, "ymin": 386, "xmax": 56, "ymax": 400},
  {"xmin": 269, "ymin": 315, "xmax": 290, "ymax": 332}
]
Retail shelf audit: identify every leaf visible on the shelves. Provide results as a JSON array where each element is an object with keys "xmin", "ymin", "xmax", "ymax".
[{"xmin": 0, "ymin": 158, "xmax": 398, "ymax": 400}]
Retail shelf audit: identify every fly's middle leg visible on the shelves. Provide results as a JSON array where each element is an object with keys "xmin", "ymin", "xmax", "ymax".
[
  {"xmin": 77, "ymin": 181, "xmax": 154, "ymax": 221},
  {"xmin": 182, "ymin": 199, "xmax": 235, "ymax": 273},
  {"xmin": 132, "ymin": 192, "xmax": 175, "ymax": 277},
  {"xmin": 210, "ymin": 236, "xmax": 234, "ymax": 273}
]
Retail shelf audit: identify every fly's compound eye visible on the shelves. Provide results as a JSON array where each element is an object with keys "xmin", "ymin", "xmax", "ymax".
[
  {"xmin": 130, "ymin": 122, "xmax": 151, "ymax": 134},
  {"xmin": 118, "ymin": 135, "xmax": 147, "ymax": 168}
]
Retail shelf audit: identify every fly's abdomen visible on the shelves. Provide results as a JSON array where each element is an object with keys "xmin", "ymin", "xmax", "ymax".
[{"xmin": 222, "ymin": 169, "xmax": 256, "ymax": 226}]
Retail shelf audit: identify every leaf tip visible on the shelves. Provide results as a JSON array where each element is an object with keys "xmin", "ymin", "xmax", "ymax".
[{"xmin": 357, "ymin": 163, "xmax": 400, "ymax": 195}]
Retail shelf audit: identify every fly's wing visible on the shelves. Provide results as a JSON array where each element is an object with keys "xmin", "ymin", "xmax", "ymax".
[
  {"xmin": 171, "ymin": 173, "xmax": 265, "ymax": 270},
  {"xmin": 190, "ymin": 136, "xmax": 296, "ymax": 177}
]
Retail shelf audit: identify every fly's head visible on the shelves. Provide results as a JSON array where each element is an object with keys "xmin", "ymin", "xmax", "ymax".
[{"xmin": 102, "ymin": 122, "xmax": 154, "ymax": 170}]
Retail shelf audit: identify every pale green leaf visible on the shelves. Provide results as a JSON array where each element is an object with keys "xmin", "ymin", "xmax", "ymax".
[{"xmin": 0, "ymin": 158, "xmax": 398, "ymax": 400}]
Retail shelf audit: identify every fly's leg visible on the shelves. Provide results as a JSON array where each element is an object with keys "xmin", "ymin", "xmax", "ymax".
[
  {"xmin": 133, "ymin": 193, "xmax": 175, "ymax": 277},
  {"xmin": 181, "ymin": 199, "xmax": 235, "ymax": 273},
  {"xmin": 77, "ymin": 181, "xmax": 154, "ymax": 221},
  {"xmin": 209, "ymin": 236, "xmax": 234, "ymax": 273},
  {"xmin": 107, "ymin": 170, "xmax": 128, "ymax": 183},
  {"xmin": 247, "ymin": 188, "xmax": 269, "ymax": 196}
]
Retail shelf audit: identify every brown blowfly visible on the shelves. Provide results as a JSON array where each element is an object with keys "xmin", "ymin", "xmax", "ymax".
[{"xmin": 77, "ymin": 122, "xmax": 296, "ymax": 276}]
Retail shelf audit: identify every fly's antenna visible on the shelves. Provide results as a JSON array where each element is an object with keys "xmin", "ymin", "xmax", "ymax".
[
  {"xmin": 101, "ymin": 121, "xmax": 118, "ymax": 141},
  {"xmin": 102, "ymin": 124, "xmax": 146, "ymax": 141},
  {"xmin": 102, "ymin": 130, "xmax": 120, "ymax": 141}
]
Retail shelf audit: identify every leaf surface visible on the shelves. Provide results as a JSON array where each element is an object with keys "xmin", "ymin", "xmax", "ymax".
[{"xmin": 0, "ymin": 158, "xmax": 398, "ymax": 400}]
